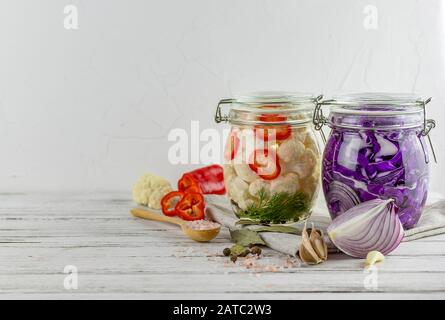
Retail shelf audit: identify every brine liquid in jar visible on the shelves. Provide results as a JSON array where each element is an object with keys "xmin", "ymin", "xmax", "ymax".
[{"xmin": 215, "ymin": 92, "xmax": 322, "ymax": 224}]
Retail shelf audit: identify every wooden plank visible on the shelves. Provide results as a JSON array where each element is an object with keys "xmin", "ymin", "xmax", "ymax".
[
  {"xmin": 1, "ymin": 292, "xmax": 445, "ymax": 300},
  {"xmin": 0, "ymin": 272, "xmax": 444, "ymax": 295}
]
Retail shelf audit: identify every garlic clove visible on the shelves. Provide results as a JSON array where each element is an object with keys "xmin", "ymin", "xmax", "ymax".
[
  {"xmin": 309, "ymin": 228, "xmax": 328, "ymax": 261},
  {"xmin": 364, "ymin": 250, "xmax": 385, "ymax": 267},
  {"xmin": 299, "ymin": 241, "xmax": 322, "ymax": 265},
  {"xmin": 299, "ymin": 223, "xmax": 326, "ymax": 265}
]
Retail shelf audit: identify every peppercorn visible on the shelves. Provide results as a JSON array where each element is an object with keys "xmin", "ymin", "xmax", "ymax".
[
  {"xmin": 230, "ymin": 255, "xmax": 237, "ymax": 263},
  {"xmin": 223, "ymin": 248, "xmax": 231, "ymax": 256},
  {"xmin": 251, "ymin": 246, "xmax": 262, "ymax": 256}
]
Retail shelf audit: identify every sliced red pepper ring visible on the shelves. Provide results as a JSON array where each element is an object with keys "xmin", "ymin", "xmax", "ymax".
[
  {"xmin": 224, "ymin": 130, "xmax": 240, "ymax": 161},
  {"xmin": 176, "ymin": 192, "xmax": 205, "ymax": 221},
  {"xmin": 248, "ymin": 148, "xmax": 281, "ymax": 180},
  {"xmin": 255, "ymin": 113, "xmax": 291, "ymax": 141},
  {"xmin": 258, "ymin": 114, "xmax": 287, "ymax": 122},
  {"xmin": 255, "ymin": 125, "xmax": 292, "ymax": 141},
  {"xmin": 161, "ymin": 191, "xmax": 184, "ymax": 216}
]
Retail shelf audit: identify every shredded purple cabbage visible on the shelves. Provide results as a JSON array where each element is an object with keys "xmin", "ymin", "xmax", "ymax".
[{"xmin": 322, "ymin": 126, "xmax": 429, "ymax": 230}]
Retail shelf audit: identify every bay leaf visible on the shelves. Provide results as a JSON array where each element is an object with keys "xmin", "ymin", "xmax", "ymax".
[
  {"xmin": 252, "ymin": 225, "xmax": 300, "ymax": 234},
  {"xmin": 235, "ymin": 219, "xmax": 262, "ymax": 226},
  {"xmin": 229, "ymin": 229, "xmax": 265, "ymax": 247}
]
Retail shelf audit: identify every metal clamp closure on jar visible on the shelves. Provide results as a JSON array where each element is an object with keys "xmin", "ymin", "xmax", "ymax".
[
  {"xmin": 215, "ymin": 92, "xmax": 323, "ymax": 128},
  {"xmin": 215, "ymin": 98, "xmax": 235, "ymax": 123},
  {"xmin": 313, "ymin": 94, "xmax": 437, "ymax": 163}
]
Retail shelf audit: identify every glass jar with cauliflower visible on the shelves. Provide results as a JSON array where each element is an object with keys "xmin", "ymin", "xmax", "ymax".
[{"xmin": 216, "ymin": 92, "xmax": 322, "ymax": 224}]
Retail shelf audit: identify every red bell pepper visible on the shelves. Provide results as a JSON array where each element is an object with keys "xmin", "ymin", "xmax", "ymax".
[
  {"xmin": 182, "ymin": 183, "xmax": 203, "ymax": 194},
  {"xmin": 178, "ymin": 164, "xmax": 226, "ymax": 195},
  {"xmin": 176, "ymin": 192, "xmax": 205, "ymax": 221},
  {"xmin": 248, "ymin": 148, "xmax": 281, "ymax": 180},
  {"xmin": 177, "ymin": 175, "xmax": 199, "ymax": 193},
  {"xmin": 255, "ymin": 113, "xmax": 292, "ymax": 141},
  {"xmin": 161, "ymin": 191, "xmax": 185, "ymax": 216}
]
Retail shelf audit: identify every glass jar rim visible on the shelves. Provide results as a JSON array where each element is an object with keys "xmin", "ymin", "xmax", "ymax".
[
  {"xmin": 325, "ymin": 92, "xmax": 425, "ymax": 116},
  {"xmin": 233, "ymin": 91, "xmax": 318, "ymax": 106},
  {"xmin": 216, "ymin": 91, "xmax": 321, "ymax": 126}
]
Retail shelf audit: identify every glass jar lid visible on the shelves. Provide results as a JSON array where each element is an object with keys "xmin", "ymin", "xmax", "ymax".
[
  {"xmin": 314, "ymin": 92, "xmax": 433, "ymax": 130},
  {"xmin": 313, "ymin": 92, "xmax": 437, "ymax": 163},
  {"xmin": 327, "ymin": 93, "xmax": 425, "ymax": 116},
  {"xmin": 215, "ymin": 91, "xmax": 322, "ymax": 126}
]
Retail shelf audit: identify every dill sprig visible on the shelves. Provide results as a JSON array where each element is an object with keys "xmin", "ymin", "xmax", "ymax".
[{"xmin": 240, "ymin": 188, "xmax": 310, "ymax": 224}]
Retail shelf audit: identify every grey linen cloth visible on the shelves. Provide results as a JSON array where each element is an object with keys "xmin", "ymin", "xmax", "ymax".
[{"xmin": 205, "ymin": 193, "xmax": 445, "ymax": 257}]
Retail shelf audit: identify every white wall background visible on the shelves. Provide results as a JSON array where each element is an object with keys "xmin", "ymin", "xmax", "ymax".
[{"xmin": 0, "ymin": 0, "xmax": 444, "ymax": 193}]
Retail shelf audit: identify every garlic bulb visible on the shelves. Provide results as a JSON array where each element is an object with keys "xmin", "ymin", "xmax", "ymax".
[
  {"xmin": 327, "ymin": 198, "xmax": 404, "ymax": 258},
  {"xmin": 299, "ymin": 223, "xmax": 328, "ymax": 264}
]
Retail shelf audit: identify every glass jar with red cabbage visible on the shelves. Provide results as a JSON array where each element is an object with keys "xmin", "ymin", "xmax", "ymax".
[{"xmin": 314, "ymin": 93, "xmax": 436, "ymax": 229}]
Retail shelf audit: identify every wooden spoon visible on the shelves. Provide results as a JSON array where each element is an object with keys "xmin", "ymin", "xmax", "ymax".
[{"xmin": 131, "ymin": 208, "xmax": 220, "ymax": 242}]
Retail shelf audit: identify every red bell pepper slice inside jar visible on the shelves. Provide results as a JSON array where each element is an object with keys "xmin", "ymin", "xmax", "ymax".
[
  {"xmin": 178, "ymin": 165, "xmax": 226, "ymax": 195},
  {"xmin": 176, "ymin": 192, "xmax": 205, "ymax": 221},
  {"xmin": 249, "ymin": 148, "xmax": 281, "ymax": 180},
  {"xmin": 255, "ymin": 114, "xmax": 292, "ymax": 141},
  {"xmin": 161, "ymin": 191, "xmax": 185, "ymax": 216},
  {"xmin": 224, "ymin": 130, "xmax": 240, "ymax": 161}
]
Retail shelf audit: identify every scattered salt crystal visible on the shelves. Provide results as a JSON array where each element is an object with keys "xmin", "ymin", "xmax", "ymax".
[
  {"xmin": 242, "ymin": 257, "xmax": 255, "ymax": 269},
  {"xmin": 283, "ymin": 257, "xmax": 300, "ymax": 268},
  {"xmin": 185, "ymin": 220, "xmax": 221, "ymax": 230},
  {"xmin": 264, "ymin": 265, "xmax": 279, "ymax": 272}
]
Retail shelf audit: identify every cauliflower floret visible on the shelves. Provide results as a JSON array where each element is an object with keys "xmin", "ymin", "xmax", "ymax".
[
  {"xmin": 229, "ymin": 138, "xmax": 259, "ymax": 183},
  {"xmin": 132, "ymin": 173, "xmax": 173, "ymax": 209},
  {"xmin": 227, "ymin": 176, "xmax": 249, "ymax": 204},
  {"xmin": 301, "ymin": 148, "xmax": 317, "ymax": 169},
  {"xmin": 277, "ymin": 138, "xmax": 305, "ymax": 163},
  {"xmin": 300, "ymin": 173, "xmax": 319, "ymax": 198},
  {"xmin": 282, "ymin": 147, "xmax": 318, "ymax": 178},
  {"xmin": 238, "ymin": 128, "xmax": 256, "ymax": 151},
  {"xmin": 303, "ymin": 133, "xmax": 319, "ymax": 152},
  {"xmin": 233, "ymin": 152, "xmax": 259, "ymax": 183},
  {"xmin": 233, "ymin": 163, "xmax": 259, "ymax": 183},
  {"xmin": 293, "ymin": 128, "xmax": 308, "ymax": 143},
  {"xmin": 238, "ymin": 198, "xmax": 255, "ymax": 211},
  {"xmin": 270, "ymin": 173, "xmax": 300, "ymax": 195},
  {"xmin": 248, "ymin": 179, "xmax": 271, "ymax": 198},
  {"xmin": 223, "ymin": 164, "xmax": 236, "ymax": 185}
]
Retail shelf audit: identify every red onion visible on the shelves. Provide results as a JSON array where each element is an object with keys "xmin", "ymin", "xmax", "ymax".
[{"xmin": 327, "ymin": 198, "xmax": 404, "ymax": 258}]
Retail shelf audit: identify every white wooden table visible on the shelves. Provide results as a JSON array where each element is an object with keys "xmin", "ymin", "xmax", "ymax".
[{"xmin": 1, "ymin": 193, "xmax": 444, "ymax": 299}]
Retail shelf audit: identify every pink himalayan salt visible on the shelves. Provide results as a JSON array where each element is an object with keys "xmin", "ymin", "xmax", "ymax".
[{"xmin": 185, "ymin": 219, "xmax": 221, "ymax": 231}]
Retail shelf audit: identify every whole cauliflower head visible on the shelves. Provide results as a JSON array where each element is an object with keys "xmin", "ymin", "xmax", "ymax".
[{"xmin": 132, "ymin": 173, "xmax": 172, "ymax": 209}]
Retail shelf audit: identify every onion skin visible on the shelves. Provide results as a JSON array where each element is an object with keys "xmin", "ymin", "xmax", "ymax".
[
  {"xmin": 326, "ymin": 181, "xmax": 361, "ymax": 213},
  {"xmin": 327, "ymin": 199, "xmax": 404, "ymax": 258}
]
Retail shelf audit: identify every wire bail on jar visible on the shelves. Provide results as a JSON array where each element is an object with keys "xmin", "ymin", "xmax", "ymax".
[
  {"xmin": 312, "ymin": 97, "xmax": 437, "ymax": 164},
  {"xmin": 214, "ymin": 98, "xmax": 235, "ymax": 123},
  {"xmin": 420, "ymin": 97, "xmax": 437, "ymax": 163},
  {"xmin": 313, "ymin": 98, "xmax": 334, "ymax": 144}
]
